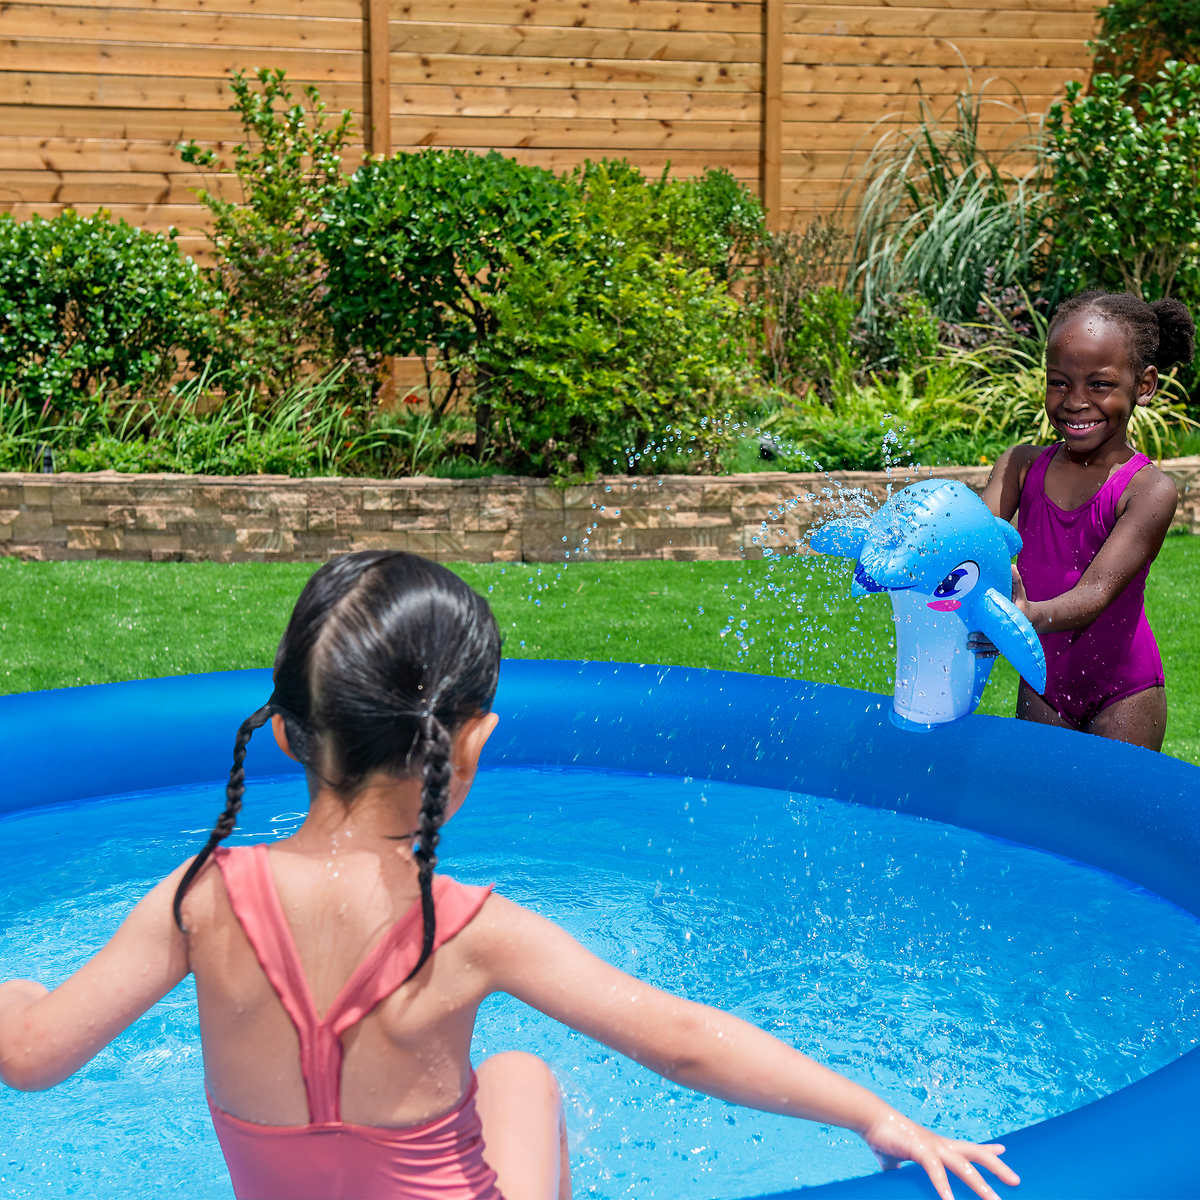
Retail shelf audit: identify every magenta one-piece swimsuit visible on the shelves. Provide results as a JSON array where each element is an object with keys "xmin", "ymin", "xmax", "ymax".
[
  {"xmin": 1016, "ymin": 444, "xmax": 1165, "ymax": 726},
  {"xmin": 207, "ymin": 844, "xmax": 503, "ymax": 1200}
]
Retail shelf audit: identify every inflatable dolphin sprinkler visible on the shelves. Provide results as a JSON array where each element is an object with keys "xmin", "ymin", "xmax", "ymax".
[{"xmin": 811, "ymin": 478, "xmax": 1046, "ymax": 730}]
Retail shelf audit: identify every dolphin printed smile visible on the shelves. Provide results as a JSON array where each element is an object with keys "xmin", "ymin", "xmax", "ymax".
[{"xmin": 811, "ymin": 479, "xmax": 1047, "ymax": 730}]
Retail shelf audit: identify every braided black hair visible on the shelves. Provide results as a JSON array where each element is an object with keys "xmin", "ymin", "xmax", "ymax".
[
  {"xmin": 172, "ymin": 552, "xmax": 501, "ymax": 960},
  {"xmin": 1049, "ymin": 291, "xmax": 1197, "ymax": 377},
  {"xmin": 172, "ymin": 704, "xmax": 273, "ymax": 929}
]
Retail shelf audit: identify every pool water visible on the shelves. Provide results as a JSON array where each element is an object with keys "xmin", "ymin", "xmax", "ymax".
[{"xmin": 3, "ymin": 765, "xmax": 1200, "ymax": 1200}]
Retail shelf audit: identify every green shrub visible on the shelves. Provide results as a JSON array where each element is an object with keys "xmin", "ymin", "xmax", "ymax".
[
  {"xmin": 470, "ymin": 161, "xmax": 756, "ymax": 478},
  {"xmin": 180, "ymin": 68, "xmax": 366, "ymax": 400},
  {"xmin": 0, "ymin": 211, "xmax": 224, "ymax": 414},
  {"xmin": 780, "ymin": 286, "xmax": 859, "ymax": 399},
  {"xmin": 762, "ymin": 363, "xmax": 1006, "ymax": 471},
  {"xmin": 318, "ymin": 149, "xmax": 572, "ymax": 430},
  {"xmin": 1045, "ymin": 61, "xmax": 1200, "ymax": 303},
  {"xmin": 1092, "ymin": 0, "xmax": 1200, "ymax": 78},
  {"xmin": 650, "ymin": 164, "xmax": 765, "ymax": 283},
  {"xmin": 755, "ymin": 216, "xmax": 851, "ymax": 389},
  {"xmin": 851, "ymin": 290, "xmax": 940, "ymax": 377}
]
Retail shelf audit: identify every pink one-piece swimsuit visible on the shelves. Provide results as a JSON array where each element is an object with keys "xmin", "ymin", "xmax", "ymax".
[
  {"xmin": 207, "ymin": 844, "xmax": 503, "ymax": 1200},
  {"xmin": 1016, "ymin": 443, "xmax": 1165, "ymax": 726}
]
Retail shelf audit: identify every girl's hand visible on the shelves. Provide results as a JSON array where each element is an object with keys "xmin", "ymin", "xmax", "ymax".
[
  {"xmin": 1010, "ymin": 563, "xmax": 1029, "ymax": 615},
  {"xmin": 967, "ymin": 632, "xmax": 999, "ymax": 658},
  {"xmin": 863, "ymin": 1110, "xmax": 1020, "ymax": 1200}
]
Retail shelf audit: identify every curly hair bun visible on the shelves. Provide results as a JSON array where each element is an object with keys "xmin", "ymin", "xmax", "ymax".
[{"xmin": 1150, "ymin": 298, "xmax": 1196, "ymax": 370}]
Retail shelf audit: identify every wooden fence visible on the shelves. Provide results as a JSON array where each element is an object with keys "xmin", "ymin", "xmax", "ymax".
[{"xmin": 1, "ymin": 0, "xmax": 1098, "ymax": 257}]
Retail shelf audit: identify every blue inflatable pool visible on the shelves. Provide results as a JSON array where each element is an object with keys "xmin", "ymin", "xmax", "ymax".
[{"xmin": 2, "ymin": 660, "xmax": 1198, "ymax": 1199}]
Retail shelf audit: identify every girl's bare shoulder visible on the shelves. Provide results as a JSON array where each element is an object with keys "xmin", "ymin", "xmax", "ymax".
[
  {"xmin": 982, "ymin": 443, "xmax": 1045, "ymax": 519},
  {"xmin": 1124, "ymin": 458, "xmax": 1179, "ymax": 517}
]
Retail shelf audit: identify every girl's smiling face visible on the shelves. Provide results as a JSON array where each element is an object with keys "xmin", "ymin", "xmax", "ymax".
[{"xmin": 1044, "ymin": 311, "xmax": 1157, "ymax": 460}]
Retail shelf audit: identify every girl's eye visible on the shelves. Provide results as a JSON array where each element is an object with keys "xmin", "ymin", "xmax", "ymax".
[{"xmin": 933, "ymin": 561, "xmax": 980, "ymax": 598}]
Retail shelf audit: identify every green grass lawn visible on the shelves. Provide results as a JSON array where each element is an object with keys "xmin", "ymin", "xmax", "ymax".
[{"xmin": 1, "ymin": 533, "xmax": 1197, "ymax": 763}]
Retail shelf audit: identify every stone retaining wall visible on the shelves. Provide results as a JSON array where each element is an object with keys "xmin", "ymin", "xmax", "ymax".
[{"xmin": 2, "ymin": 459, "xmax": 1198, "ymax": 563}]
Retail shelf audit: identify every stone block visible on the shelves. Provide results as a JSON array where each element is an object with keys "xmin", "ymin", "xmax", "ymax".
[
  {"xmin": 360, "ymin": 486, "xmax": 396, "ymax": 512},
  {"xmin": 235, "ymin": 528, "xmax": 295, "ymax": 555},
  {"xmin": 122, "ymin": 531, "xmax": 183, "ymax": 555},
  {"xmin": 12, "ymin": 509, "xmax": 58, "ymax": 537},
  {"xmin": 307, "ymin": 506, "xmax": 338, "ymax": 532},
  {"xmin": 131, "ymin": 507, "xmax": 169, "ymax": 531},
  {"xmin": 529, "ymin": 486, "xmax": 565, "ymax": 514},
  {"xmin": 334, "ymin": 507, "xmax": 366, "ymax": 532},
  {"xmin": 66, "ymin": 524, "xmax": 123, "ymax": 552}
]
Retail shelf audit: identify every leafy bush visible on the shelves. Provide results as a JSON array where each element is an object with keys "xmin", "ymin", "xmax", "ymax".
[
  {"xmin": 755, "ymin": 217, "xmax": 853, "ymax": 392},
  {"xmin": 778, "ymin": 286, "xmax": 859, "ymax": 399},
  {"xmin": 319, "ymin": 149, "xmax": 572, "ymax": 429},
  {"xmin": 0, "ymin": 211, "xmax": 224, "ymax": 414},
  {"xmin": 762, "ymin": 363, "xmax": 1010, "ymax": 471},
  {"xmin": 851, "ymin": 290, "xmax": 940, "ymax": 377},
  {"xmin": 646, "ymin": 164, "xmax": 765, "ymax": 283},
  {"xmin": 1045, "ymin": 61, "xmax": 1200, "ymax": 303},
  {"xmin": 470, "ymin": 161, "xmax": 756, "ymax": 478},
  {"xmin": 180, "ymin": 68, "xmax": 366, "ymax": 399},
  {"xmin": 0, "ymin": 366, "xmax": 475, "ymax": 478},
  {"xmin": 1092, "ymin": 0, "xmax": 1200, "ymax": 79}
]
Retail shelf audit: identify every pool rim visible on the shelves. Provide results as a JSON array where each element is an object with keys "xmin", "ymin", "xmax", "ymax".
[{"xmin": 2, "ymin": 660, "xmax": 1198, "ymax": 1200}]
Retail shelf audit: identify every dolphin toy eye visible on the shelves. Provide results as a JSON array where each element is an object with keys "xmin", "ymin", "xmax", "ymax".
[{"xmin": 928, "ymin": 560, "xmax": 979, "ymax": 610}]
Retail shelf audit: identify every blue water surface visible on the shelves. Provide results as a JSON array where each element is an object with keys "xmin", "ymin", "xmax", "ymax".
[{"xmin": 3, "ymin": 765, "xmax": 1200, "ymax": 1200}]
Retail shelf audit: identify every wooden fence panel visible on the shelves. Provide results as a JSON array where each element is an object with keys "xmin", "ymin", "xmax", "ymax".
[{"xmin": 0, "ymin": 0, "xmax": 1097, "ymax": 247}]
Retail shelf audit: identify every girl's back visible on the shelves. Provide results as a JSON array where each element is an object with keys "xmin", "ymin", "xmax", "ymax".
[{"xmin": 186, "ymin": 838, "xmax": 489, "ymax": 1130}]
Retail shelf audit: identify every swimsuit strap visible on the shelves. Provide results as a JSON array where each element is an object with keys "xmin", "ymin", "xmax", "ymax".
[
  {"xmin": 1024, "ymin": 443, "xmax": 1059, "ymax": 493},
  {"xmin": 213, "ymin": 845, "xmax": 491, "ymax": 1124},
  {"xmin": 1106, "ymin": 451, "xmax": 1152, "ymax": 497}
]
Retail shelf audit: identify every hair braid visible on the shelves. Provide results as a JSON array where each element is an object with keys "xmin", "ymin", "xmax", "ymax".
[
  {"xmin": 173, "ymin": 704, "xmax": 273, "ymax": 931},
  {"xmin": 403, "ymin": 712, "xmax": 453, "ymax": 983}
]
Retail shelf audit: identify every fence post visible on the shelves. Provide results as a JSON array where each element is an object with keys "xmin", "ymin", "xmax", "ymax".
[
  {"xmin": 365, "ymin": 0, "xmax": 391, "ymax": 159},
  {"xmin": 761, "ymin": 0, "xmax": 783, "ymax": 230}
]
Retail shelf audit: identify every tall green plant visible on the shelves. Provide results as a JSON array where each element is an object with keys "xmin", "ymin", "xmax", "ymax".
[
  {"xmin": 849, "ymin": 82, "xmax": 1048, "ymax": 327},
  {"xmin": 1045, "ymin": 61, "xmax": 1200, "ymax": 302},
  {"xmin": 180, "ymin": 68, "xmax": 363, "ymax": 398}
]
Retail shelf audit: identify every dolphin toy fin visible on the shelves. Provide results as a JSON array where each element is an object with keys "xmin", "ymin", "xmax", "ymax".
[
  {"xmin": 976, "ymin": 587, "xmax": 1047, "ymax": 694},
  {"xmin": 996, "ymin": 519, "xmax": 1022, "ymax": 557},
  {"xmin": 810, "ymin": 519, "xmax": 867, "ymax": 559}
]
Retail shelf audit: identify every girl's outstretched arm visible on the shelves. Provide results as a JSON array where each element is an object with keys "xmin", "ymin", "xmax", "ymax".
[
  {"xmin": 0, "ymin": 863, "xmax": 191, "ymax": 1091},
  {"xmin": 470, "ymin": 895, "xmax": 1019, "ymax": 1200}
]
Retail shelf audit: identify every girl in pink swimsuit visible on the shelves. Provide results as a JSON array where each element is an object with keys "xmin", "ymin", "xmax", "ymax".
[
  {"xmin": 983, "ymin": 290, "xmax": 1193, "ymax": 750},
  {"xmin": 0, "ymin": 553, "xmax": 1018, "ymax": 1200}
]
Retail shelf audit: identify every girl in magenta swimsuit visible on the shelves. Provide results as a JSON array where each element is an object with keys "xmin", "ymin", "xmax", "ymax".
[
  {"xmin": 0, "ymin": 552, "xmax": 1018, "ymax": 1200},
  {"xmin": 982, "ymin": 291, "xmax": 1193, "ymax": 751}
]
